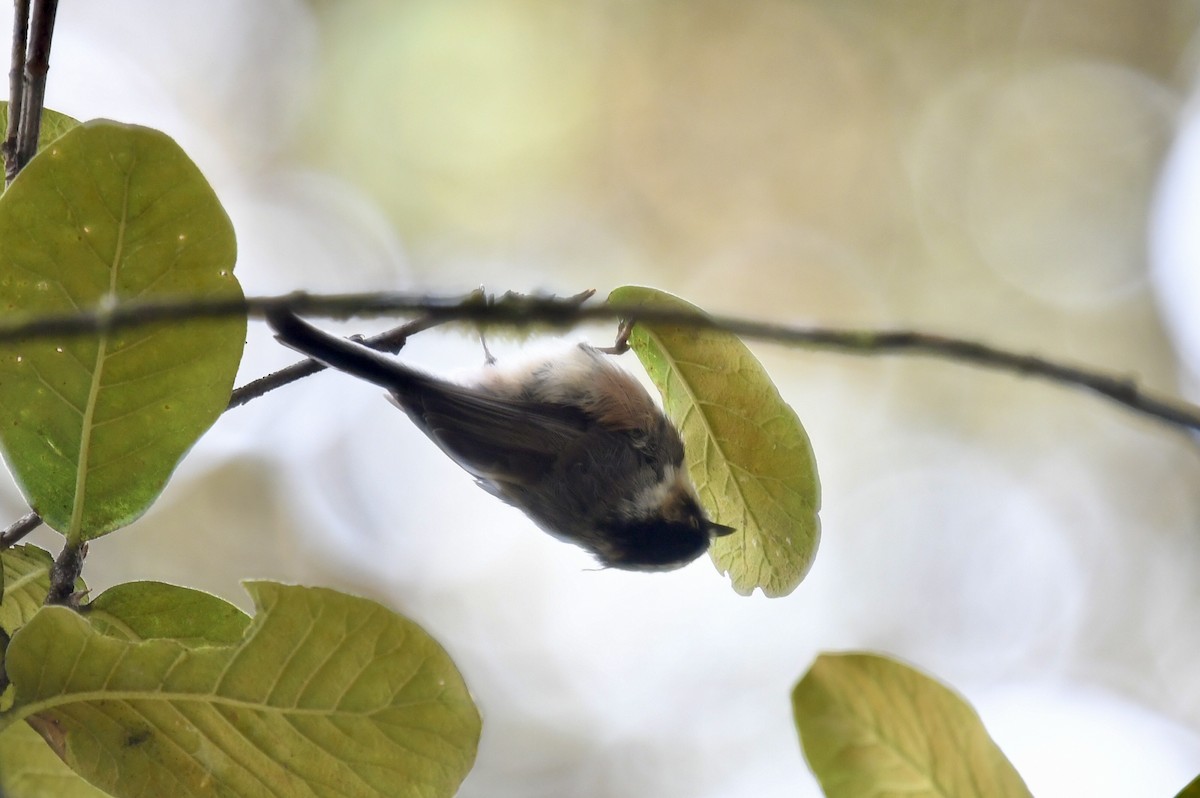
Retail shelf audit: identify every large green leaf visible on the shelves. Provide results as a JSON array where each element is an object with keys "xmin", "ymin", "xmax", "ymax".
[
  {"xmin": 0, "ymin": 102, "xmax": 80, "ymax": 154},
  {"xmin": 793, "ymin": 652, "xmax": 1032, "ymax": 798},
  {"xmin": 0, "ymin": 120, "xmax": 245, "ymax": 540},
  {"xmin": 606, "ymin": 286, "xmax": 820, "ymax": 597},
  {"xmin": 0, "ymin": 721, "xmax": 114, "ymax": 798},
  {"xmin": 3, "ymin": 582, "xmax": 481, "ymax": 798},
  {"xmin": 0, "ymin": 579, "xmax": 245, "ymax": 797}
]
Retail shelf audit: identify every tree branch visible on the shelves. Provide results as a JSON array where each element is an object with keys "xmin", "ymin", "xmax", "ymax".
[
  {"xmin": 0, "ymin": 289, "xmax": 1192, "ymax": 433},
  {"xmin": 45, "ymin": 537, "xmax": 83, "ymax": 606},
  {"xmin": 13, "ymin": 0, "xmax": 57, "ymax": 173},
  {"xmin": 0, "ymin": 509, "xmax": 40, "ymax": 550},
  {"xmin": 224, "ymin": 288, "xmax": 500, "ymax": 409},
  {"xmin": 2, "ymin": 0, "xmax": 30, "ymax": 183}
]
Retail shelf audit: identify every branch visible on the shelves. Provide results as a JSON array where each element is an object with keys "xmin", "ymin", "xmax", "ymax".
[
  {"xmin": 2, "ymin": 0, "xmax": 29, "ymax": 183},
  {"xmin": 225, "ymin": 289, "xmax": 496, "ymax": 409},
  {"xmin": 0, "ymin": 289, "xmax": 1192, "ymax": 433},
  {"xmin": 0, "ymin": 510, "xmax": 40, "ymax": 550},
  {"xmin": 12, "ymin": 0, "xmax": 57, "ymax": 173},
  {"xmin": 45, "ymin": 537, "xmax": 82, "ymax": 606}
]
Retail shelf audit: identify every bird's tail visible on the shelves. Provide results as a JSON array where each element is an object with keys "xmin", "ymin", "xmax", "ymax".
[{"xmin": 265, "ymin": 308, "xmax": 431, "ymax": 394}]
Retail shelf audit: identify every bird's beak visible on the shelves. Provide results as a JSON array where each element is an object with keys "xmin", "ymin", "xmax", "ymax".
[{"xmin": 707, "ymin": 522, "xmax": 737, "ymax": 538}]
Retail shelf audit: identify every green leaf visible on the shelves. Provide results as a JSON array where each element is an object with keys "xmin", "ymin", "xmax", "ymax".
[
  {"xmin": 1, "ymin": 543, "xmax": 82, "ymax": 633},
  {"xmin": 85, "ymin": 580, "xmax": 249, "ymax": 646},
  {"xmin": 792, "ymin": 652, "xmax": 1033, "ymax": 798},
  {"xmin": 1176, "ymin": 774, "xmax": 1200, "ymax": 798},
  {"xmin": 0, "ymin": 721, "xmax": 114, "ymax": 798},
  {"xmin": 1, "ymin": 579, "xmax": 245, "ymax": 796},
  {"xmin": 0, "ymin": 102, "xmax": 81, "ymax": 154},
  {"xmin": 0, "ymin": 119, "xmax": 245, "ymax": 541},
  {"xmin": 0, "ymin": 544, "xmax": 84, "ymax": 712},
  {"xmin": 4, "ymin": 581, "xmax": 480, "ymax": 798},
  {"xmin": 606, "ymin": 286, "xmax": 820, "ymax": 597}
]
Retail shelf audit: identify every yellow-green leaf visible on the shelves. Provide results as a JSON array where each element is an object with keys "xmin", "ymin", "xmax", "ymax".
[
  {"xmin": 793, "ymin": 652, "xmax": 1033, "ymax": 798},
  {"xmin": 0, "ymin": 102, "xmax": 80, "ymax": 154},
  {"xmin": 0, "ymin": 721, "xmax": 113, "ymax": 798},
  {"xmin": 606, "ymin": 286, "xmax": 820, "ymax": 597},
  {"xmin": 85, "ymin": 580, "xmax": 250, "ymax": 646},
  {"xmin": 3, "ymin": 582, "xmax": 480, "ymax": 798},
  {"xmin": 1, "ymin": 543, "xmax": 82, "ymax": 634},
  {"xmin": 0, "ymin": 120, "xmax": 245, "ymax": 540},
  {"xmin": 0, "ymin": 544, "xmax": 84, "ymax": 713},
  {"xmin": 1, "ymin": 579, "xmax": 248, "ymax": 796}
]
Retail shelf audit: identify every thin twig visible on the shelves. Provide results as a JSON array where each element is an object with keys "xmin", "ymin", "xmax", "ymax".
[
  {"xmin": 13, "ymin": 0, "xmax": 57, "ymax": 173},
  {"xmin": 0, "ymin": 291, "xmax": 1197, "ymax": 425},
  {"xmin": 2, "ymin": 0, "xmax": 30, "ymax": 183},
  {"xmin": 0, "ymin": 289, "xmax": 1194, "ymax": 432},
  {"xmin": 820, "ymin": 330, "xmax": 1200, "ymax": 431},
  {"xmin": 0, "ymin": 509, "xmax": 40, "ymax": 550}
]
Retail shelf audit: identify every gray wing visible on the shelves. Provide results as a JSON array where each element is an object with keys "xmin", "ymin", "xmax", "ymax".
[{"xmin": 389, "ymin": 382, "xmax": 592, "ymax": 488}]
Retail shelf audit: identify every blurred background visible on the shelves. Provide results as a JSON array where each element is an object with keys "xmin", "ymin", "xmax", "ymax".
[{"xmin": 6, "ymin": 0, "xmax": 1200, "ymax": 795}]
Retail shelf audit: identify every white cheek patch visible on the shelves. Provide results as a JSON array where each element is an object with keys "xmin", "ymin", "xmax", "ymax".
[{"xmin": 626, "ymin": 465, "xmax": 697, "ymax": 519}]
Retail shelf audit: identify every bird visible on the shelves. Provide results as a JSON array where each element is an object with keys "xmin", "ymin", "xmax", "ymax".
[{"xmin": 266, "ymin": 309, "xmax": 735, "ymax": 571}]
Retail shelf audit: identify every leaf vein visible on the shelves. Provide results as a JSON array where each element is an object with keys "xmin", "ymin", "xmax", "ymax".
[
  {"xmin": 114, "ymin": 701, "xmax": 230, "ymax": 798},
  {"xmin": 25, "ymin": 359, "xmax": 85, "ymax": 417}
]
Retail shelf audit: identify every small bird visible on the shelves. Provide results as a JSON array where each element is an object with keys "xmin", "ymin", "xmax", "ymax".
[{"xmin": 267, "ymin": 309, "xmax": 735, "ymax": 571}]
